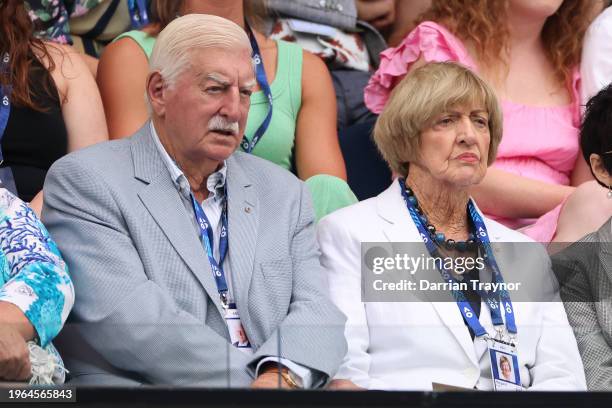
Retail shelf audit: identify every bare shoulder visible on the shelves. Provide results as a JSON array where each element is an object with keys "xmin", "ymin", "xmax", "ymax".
[
  {"xmin": 35, "ymin": 42, "xmax": 91, "ymax": 94},
  {"xmin": 97, "ymin": 37, "xmax": 149, "ymax": 81},
  {"xmin": 300, "ymin": 50, "xmax": 333, "ymax": 96},
  {"xmin": 101, "ymin": 36, "xmax": 148, "ymax": 61},
  {"xmin": 301, "ymin": 50, "xmax": 328, "ymax": 78}
]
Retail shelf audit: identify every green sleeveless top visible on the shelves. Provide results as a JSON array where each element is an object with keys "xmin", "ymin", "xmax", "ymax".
[{"xmin": 115, "ymin": 30, "xmax": 357, "ymax": 220}]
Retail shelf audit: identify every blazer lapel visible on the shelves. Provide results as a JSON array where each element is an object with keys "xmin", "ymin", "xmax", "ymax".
[
  {"xmin": 377, "ymin": 180, "xmax": 479, "ymax": 366},
  {"xmin": 131, "ymin": 123, "xmax": 225, "ymax": 317},
  {"xmin": 225, "ymin": 155, "xmax": 259, "ymax": 332}
]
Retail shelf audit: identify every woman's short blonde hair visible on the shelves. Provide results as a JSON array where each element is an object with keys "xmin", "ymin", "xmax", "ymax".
[{"xmin": 373, "ymin": 62, "xmax": 503, "ymax": 176}]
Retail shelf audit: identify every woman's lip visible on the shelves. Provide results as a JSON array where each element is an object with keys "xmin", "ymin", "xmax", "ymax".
[{"xmin": 457, "ymin": 153, "xmax": 479, "ymax": 162}]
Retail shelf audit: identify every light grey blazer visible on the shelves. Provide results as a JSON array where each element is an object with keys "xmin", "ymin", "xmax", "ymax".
[
  {"xmin": 42, "ymin": 123, "xmax": 347, "ymax": 387},
  {"xmin": 553, "ymin": 217, "xmax": 612, "ymax": 390}
]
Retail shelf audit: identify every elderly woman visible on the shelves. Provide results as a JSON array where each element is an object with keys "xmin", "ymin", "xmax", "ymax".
[
  {"xmin": 0, "ymin": 188, "xmax": 73, "ymax": 384},
  {"xmin": 317, "ymin": 62, "xmax": 586, "ymax": 391},
  {"xmin": 552, "ymin": 83, "xmax": 612, "ymax": 390}
]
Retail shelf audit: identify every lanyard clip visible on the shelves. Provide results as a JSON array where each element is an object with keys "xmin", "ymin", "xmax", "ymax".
[
  {"xmin": 495, "ymin": 326, "xmax": 505, "ymax": 341},
  {"xmin": 220, "ymin": 292, "xmax": 229, "ymax": 309}
]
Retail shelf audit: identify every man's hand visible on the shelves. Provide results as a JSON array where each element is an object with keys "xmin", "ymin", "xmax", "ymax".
[
  {"xmin": 251, "ymin": 364, "xmax": 292, "ymax": 389},
  {"xmin": 327, "ymin": 379, "xmax": 365, "ymax": 390},
  {"xmin": 251, "ymin": 372, "xmax": 293, "ymax": 389},
  {"xmin": 0, "ymin": 326, "xmax": 31, "ymax": 381},
  {"xmin": 356, "ymin": 0, "xmax": 396, "ymax": 30}
]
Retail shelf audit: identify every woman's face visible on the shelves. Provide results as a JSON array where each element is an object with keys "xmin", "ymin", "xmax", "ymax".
[
  {"xmin": 501, "ymin": 360, "xmax": 512, "ymax": 379},
  {"xmin": 414, "ymin": 105, "xmax": 491, "ymax": 188}
]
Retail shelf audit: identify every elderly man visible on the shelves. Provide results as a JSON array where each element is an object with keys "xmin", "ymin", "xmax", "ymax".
[{"xmin": 42, "ymin": 14, "xmax": 346, "ymax": 388}]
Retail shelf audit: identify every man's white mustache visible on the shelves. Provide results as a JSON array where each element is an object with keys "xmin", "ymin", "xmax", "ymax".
[{"xmin": 208, "ymin": 116, "xmax": 239, "ymax": 135}]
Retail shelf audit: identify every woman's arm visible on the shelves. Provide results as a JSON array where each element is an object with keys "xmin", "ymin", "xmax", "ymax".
[
  {"xmin": 48, "ymin": 43, "xmax": 108, "ymax": 150},
  {"xmin": 1, "ymin": 192, "xmax": 74, "ymax": 348},
  {"xmin": 0, "ymin": 303, "xmax": 32, "ymax": 381},
  {"xmin": 470, "ymin": 167, "xmax": 575, "ymax": 219},
  {"xmin": 96, "ymin": 38, "xmax": 150, "ymax": 139},
  {"xmin": 295, "ymin": 51, "xmax": 347, "ymax": 181}
]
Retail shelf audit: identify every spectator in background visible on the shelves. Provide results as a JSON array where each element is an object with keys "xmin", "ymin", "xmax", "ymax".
[
  {"xmin": 97, "ymin": 0, "xmax": 356, "ymax": 221},
  {"xmin": 581, "ymin": 1, "xmax": 612, "ymax": 104},
  {"xmin": 266, "ymin": 0, "xmax": 431, "ymax": 131},
  {"xmin": 364, "ymin": 0, "xmax": 596, "ymax": 243},
  {"xmin": 0, "ymin": 187, "xmax": 74, "ymax": 384},
  {"xmin": 266, "ymin": 0, "xmax": 387, "ymax": 130},
  {"xmin": 0, "ymin": 0, "xmax": 108, "ymax": 216},
  {"xmin": 318, "ymin": 62, "xmax": 586, "ymax": 391},
  {"xmin": 553, "ymin": 83, "xmax": 612, "ymax": 244},
  {"xmin": 552, "ymin": 84, "xmax": 612, "ymax": 391}
]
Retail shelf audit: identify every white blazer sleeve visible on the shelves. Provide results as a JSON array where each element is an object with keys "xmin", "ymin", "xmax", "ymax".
[{"xmin": 317, "ymin": 215, "xmax": 373, "ymax": 388}]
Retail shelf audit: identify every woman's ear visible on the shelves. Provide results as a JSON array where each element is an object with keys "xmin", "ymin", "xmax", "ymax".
[{"xmin": 589, "ymin": 153, "xmax": 612, "ymax": 187}]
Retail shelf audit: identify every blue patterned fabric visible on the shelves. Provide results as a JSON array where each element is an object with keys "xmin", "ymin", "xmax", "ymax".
[{"xmin": 0, "ymin": 188, "xmax": 73, "ymax": 383}]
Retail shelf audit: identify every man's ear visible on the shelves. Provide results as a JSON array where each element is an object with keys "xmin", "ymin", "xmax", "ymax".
[
  {"xmin": 589, "ymin": 153, "xmax": 612, "ymax": 186},
  {"xmin": 146, "ymin": 71, "xmax": 166, "ymax": 116}
]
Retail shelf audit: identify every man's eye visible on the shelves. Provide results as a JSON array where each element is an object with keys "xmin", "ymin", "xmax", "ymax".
[
  {"xmin": 240, "ymin": 89, "xmax": 253, "ymax": 97},
  {"xmin": 206, "ymin": 86, "xmax": 223, "ymax": 93}
]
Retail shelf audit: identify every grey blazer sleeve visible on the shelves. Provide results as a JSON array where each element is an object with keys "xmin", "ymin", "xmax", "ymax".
[
  {"xmin": 42, "ymin": 156, "xmax": 252, "ymax": 386},
  {"xmin": 553, "ymin": 235, "xmax": 612, "ymax": 391},
  {"xmin": 248, "ymin": 182, "xmax": 347, "ymax": 386}
]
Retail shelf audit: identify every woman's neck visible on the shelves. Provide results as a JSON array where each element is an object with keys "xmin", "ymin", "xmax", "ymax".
[
  {"xmin": 405, "ymin": 169, "xmax": 471, "ymax": 241},
  {"xmin": 506, "ymin": 6, "xmax": 547, "ymax": 54},
  {"xmin": 182, "ymin": 0, "xmax": 245, "ymax": 28}
]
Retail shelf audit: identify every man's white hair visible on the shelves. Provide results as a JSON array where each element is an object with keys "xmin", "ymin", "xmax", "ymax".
[{"xmin": 146, "ymin": 14, "xmax": 252, "ymax": 108}]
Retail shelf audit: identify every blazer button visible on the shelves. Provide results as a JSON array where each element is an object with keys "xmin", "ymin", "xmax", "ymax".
[{"xmin": 245, "ymin": 206, "xmax": 251, "ymax": 213}]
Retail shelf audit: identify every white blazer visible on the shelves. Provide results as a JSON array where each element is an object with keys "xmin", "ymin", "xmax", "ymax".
[{"xmin": 317, "ymin": 181, "xmax": 587, "ymax": 391}]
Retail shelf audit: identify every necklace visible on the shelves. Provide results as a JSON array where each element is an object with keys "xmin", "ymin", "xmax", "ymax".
[{"xmin": 404, "ymin": 185, "xmax": 476, "ymax": 252}]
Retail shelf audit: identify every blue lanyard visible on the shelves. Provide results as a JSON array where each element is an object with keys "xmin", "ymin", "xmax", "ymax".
[
  {"xmin": 127, "ymin": 0, "xmax": 149, "ymax": 29},
  {"xmin": 0, "ymin": 53, "xmax": 11, "ymax": 163},
  {"xmin": 398, "ymin": 179, "xmax": 517, "ymax": 337},
  {"xmin": 190, "ymin": 189, "xmax": 230, "ymax": 307},
  {"xmin": 241, "ymin": 25, "xmax": 273, "ymax": 154}
]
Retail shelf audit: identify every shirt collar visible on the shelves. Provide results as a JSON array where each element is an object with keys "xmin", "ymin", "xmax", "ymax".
[{"xmin": 150, "ymin": 121, "xmax": 227, "ymax": 201}]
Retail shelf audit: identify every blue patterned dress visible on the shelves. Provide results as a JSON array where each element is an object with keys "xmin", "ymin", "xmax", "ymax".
[{"xmin": 0, "ymin": 188, "xmax": 73, "ymax": 383}]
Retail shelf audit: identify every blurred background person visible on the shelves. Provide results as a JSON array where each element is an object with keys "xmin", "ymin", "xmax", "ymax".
[
  {"xmin": 97, "ymin": 0, "xmax": 355, "ymax": 220},
  {"xmin": 581, "ymin": 1, "xmax": 612, "ymax": 104},
  {"xmin": 0, "ymin": 0, "xmax": 107, "ymax": 216},
  {"xmin": 552, "ymin": 83, "xmax": 612, "ymax": 391},
  {"xmin": 0, "ymin": 187, "xmax": 73, "ymax": 384},
  {"xmin": 364, "ymin": 0, "xmax": 596, "ymax": 243},
  {"xmin": 554, "ymin": 83, "xmax": 612, "ymax": 244},
  {"xmin": 318, "ymin": 62, "xmax": 585, "ymax": 391}
]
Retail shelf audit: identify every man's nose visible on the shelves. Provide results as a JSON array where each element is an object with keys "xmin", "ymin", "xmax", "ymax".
[{"xmin": 219, "ymin": 87, "xmax": 241, "ymax": 121}]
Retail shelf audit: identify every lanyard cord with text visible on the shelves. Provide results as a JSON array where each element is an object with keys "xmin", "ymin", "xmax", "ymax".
[
  {"xmin": 190, "ymin": 189, "xmax": 230, "ymax": 308},
  {"xmin": 0, "ymin": 53, "xmax": 11, "ymax": 163},
  {"xmin": 241, "ymin": 24, "xmax": 273, "ymax": 153},
  {"xmin": 127, "ymin": 0, "xmax": 150, "ymax": 29},
  {"xmin": 398, "ymin": 178, "xmax": 517, "ymax": 340}
]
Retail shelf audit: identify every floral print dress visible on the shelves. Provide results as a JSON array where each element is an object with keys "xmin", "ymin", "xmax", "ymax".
[
  {"xmin": 0, "ymin": 188, "xmax": 74, "ymax": 383},
  {"xmin": 25, "ymin": 0, "xmax": 104, "ymax": 45}
]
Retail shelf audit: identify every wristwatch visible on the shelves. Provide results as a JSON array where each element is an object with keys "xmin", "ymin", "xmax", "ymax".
[{"xmin": 280, "ymin": 368, "xmax": 302, "ymax": 389}]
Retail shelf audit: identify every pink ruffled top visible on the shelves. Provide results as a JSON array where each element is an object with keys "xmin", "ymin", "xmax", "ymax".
[{"xmin": 365, "ymin": 22, "xmax": 581, "ymax": 237}]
